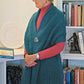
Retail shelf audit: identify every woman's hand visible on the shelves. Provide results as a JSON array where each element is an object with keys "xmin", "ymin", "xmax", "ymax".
[{"xmin": 24, "ymin": 54, "xmax": 37, "ymax": 67}]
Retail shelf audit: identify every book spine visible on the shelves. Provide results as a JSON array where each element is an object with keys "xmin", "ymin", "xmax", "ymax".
[
  {"xmin": 64, "ymin": 70, "xmax": 67, "ymax": 84},
  {"xmin": 74, "ymin": 5, "xmax": 78, "ymax": 26},
  {"xmin": 71, "ymin": 70, "xmax": 75, "ymax": 84},
  {"xmin": 78, "ymin": 5, "xmax": 82, "ymax": 26},
  {"xmin": 82, "ymin": 5, "xmax": 84, "ymax": 26},
  {"xmin": 82, "ymin": 31, "xmax": 84, "ymax": 53},
  {"xmin": 69, "ymin": 2, "xmax": 72, "ymax": 26},
  {"xmin": 75, "ymin": 69, "xmax": 79, "ymax": 84},
  {"xmin": 77, "ymin": 32, "xmax": 84, "ymax": 54},
  {"xmin": 79, "ymin": 69, "xmax": 84, "ymax": 84},
  {"xmin": 66, "ymin": 71, "xmax": 71, "ymax": 84},
  {"xmin": 65, "ymin": 4, "xmax": 69, "ymax": 26},
  {"xmin": 71, "ymin": 7, "xmax": 74, "ymax": 26}
]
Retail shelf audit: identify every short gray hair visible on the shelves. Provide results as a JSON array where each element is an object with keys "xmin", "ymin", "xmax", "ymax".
[{"xmin": 48, "ymin": 0, "xmax": 53, "ymax": 2}]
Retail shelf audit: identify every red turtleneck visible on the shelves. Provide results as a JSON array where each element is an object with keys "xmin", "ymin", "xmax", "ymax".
[
  {"xmin": 24, "ymin": 3, "xmax": 65, "ymax": 60},
  {"xmin": 36, "ymin": 3, "xmax": 52, "ymax": 31}
]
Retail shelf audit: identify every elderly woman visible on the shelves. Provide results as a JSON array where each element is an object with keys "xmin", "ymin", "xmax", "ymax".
[{"xmin": 21, "ymin": 0, "xmax": 66, "ymax": 84}]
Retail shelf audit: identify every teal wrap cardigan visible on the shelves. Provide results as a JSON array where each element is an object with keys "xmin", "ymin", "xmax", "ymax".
[{"xmin": 21, "ymin": 4, "xmax": 66, "ymax": 84}]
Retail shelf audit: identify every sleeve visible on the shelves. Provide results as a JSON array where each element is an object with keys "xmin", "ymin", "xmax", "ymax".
[
  {"xmin": 24, "ymin": 48, "xmax": 27, "ymax": 57},
  {"xmin": 38, "ymin": 42, "xmax": 65, "ymax": 60},
  {"xmin": 24, "ymin": 42, "xmax": 65, "ymax": 59}
]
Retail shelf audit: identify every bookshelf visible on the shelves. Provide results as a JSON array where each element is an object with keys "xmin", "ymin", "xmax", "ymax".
[
  {"xmin": 57, "ymin": 0, "xmax": 84, "ymax": 60},
  {"xmin": 57, "ymin": 1, "xmax": 84, "ymax": 84}
]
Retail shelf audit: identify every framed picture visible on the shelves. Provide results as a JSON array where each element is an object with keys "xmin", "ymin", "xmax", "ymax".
[{"xmin": 0, "ymin": 47, "xmax": 14, "ymax": 59}]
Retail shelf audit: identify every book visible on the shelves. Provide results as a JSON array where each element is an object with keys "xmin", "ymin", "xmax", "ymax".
[
  {"xmin": 71, "ymin": 5, "xmax": 74, "ymax": 26},
  {"xmin": 77, "ymin": 31, "xmax": 84, "ymax": 54},
  {"xmin": 78, "ymin": 5, "xmax": 82, "ymax": 26},
  {"xmin": 82, "ymin": 5, "xmax": 84, "ymax": 26},
  {"xmin": 69, "ymin": 2, "xmax": 72, "ymax": 26},
  {"xmin": 79, "ymin": 68, "xmax": 84, "ymax": 84},
  {"xmin": 64, "ymin": 67, "xmax": 70, "ymax": 84},
  {"xmin": 0, "ymin": 47, "xmax": 14, "ymax": 59},
  {"xmin": 75, "ymin": 67, "xmax": 80, "ymax": 84},
  {"xmin": 71, "ymin": 69, "xmax": 75, "ymax": 84},
  {"xmin": 66, "ymin": 69, "xmax": 71, "ymax": 84},
  {"xmin": 65, "ymin": 3, "xmax": 69, "ymax": 26},
  {"xmin": 82, "ymin": 31, "xmax": 84, "ymax": 53},
  {"xmin": 74, "ymin": 5, "xmax": 78, "ymax": 26}
]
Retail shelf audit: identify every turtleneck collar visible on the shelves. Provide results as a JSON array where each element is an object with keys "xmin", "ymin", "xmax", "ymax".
[{"xmin": 36, "ymin": 3, "xmax": 52, "ymax": 31}]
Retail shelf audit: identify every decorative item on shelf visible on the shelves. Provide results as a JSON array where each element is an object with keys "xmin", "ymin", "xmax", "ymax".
[
  {"xmin": 0, "ymin": 47, "xmax": 14, "ymax": 59},
  {"xmin": 67, "ymin": 32, "xmax": 81, "ymax": 53},
  {"xmin": 0, "ymin": 22, "xmax": 24, "ymax": 49}
]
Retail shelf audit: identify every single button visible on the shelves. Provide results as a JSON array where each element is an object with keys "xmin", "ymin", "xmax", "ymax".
[{"xmin": 34, "ymin": 37, "xmax": 39, "ymax": 42}]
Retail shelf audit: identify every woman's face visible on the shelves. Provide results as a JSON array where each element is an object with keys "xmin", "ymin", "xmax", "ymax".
[{"xmin": 32, "ymin": 0, "xmax": 48, "ymax": 8}]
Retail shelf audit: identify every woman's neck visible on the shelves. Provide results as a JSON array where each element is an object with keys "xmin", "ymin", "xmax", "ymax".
[{"xmin": 40, "ymin": 3, "xmax": 52, "ymax": 10}]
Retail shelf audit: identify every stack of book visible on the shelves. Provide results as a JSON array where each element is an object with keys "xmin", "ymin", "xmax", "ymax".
[
  {"xmin": 0, "ymin": 47, "xmax": 14, "ymax": 59},
  {"xmin": 63, "ymin": 67, "xmax": 84, "ymax": 84},
  {"xmin": 63, "ymin": 2, "xmax": 84, "ymax": 26}
]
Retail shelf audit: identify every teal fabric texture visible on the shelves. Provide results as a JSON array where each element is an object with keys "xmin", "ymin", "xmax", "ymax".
[{"xmin": 21, "ymin": 4, "xmax": 66, "ymax": 84}]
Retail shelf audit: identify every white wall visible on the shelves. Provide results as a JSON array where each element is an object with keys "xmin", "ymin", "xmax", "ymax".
[
  {"xmin": 0, "ymin": 0, "xmax": 37, "ymax": 47},
  {"xmin": 0, "ymin": 0, "xmax": 56, "ymax": 30},
  {"xmin": 0, "ymin": 0, "xmax": 57, "ymax": 48},
  {"xmin": 0, "ymin": 0, "xmax": 37, "ymax": 28}
]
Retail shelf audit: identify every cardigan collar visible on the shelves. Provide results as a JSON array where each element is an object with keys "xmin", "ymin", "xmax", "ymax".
[{"xmin": 35, "ymin": 3, "xmax": 54, "ymax": 33}]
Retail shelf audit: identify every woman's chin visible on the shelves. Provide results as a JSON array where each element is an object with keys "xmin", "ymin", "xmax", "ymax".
[{"xmin": 35, "ymin": 5, "xmax": 40, "ymax": 8}]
